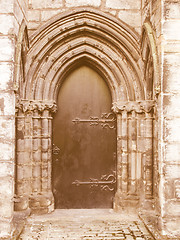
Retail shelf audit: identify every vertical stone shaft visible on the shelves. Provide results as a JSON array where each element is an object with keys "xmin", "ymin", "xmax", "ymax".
[
  {"xmin": 128, "ymin": 110, "xmax": 137, "ymax": 195},
  {"xmin": 47, "ymin": 115, "xmax": 53, "ymax": 192},
  {"xmin": 145, "ymin": 111, "xmax": 153, "ymax": 198},
  {"xmin": 136, "ymin": 113, "xmax": 143, "ymax": 192},
  {"xmin": 24, "ymin": 112, "xmax": 33, "ymax": 200},
  {"xmin": 32, "ymin": 110, "xmax": 41, "ymax": 194},
  {"xmin": 41, "ymin": 110, "xmax": 49, "ymax": 193},
  {"xmin": 121, "ymin": 110, "xmax": 128, "ymax": 194},
  {"xmin": 15, "ymin": 110, "xmax": 29, "ymax": 211},
  {"xmin": 116, "ymin": 113, "xmax": 122, "ymax": 194}
]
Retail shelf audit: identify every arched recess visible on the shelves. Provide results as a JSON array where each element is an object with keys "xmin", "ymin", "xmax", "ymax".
[
  {"xmin": 141, "ymin": 21, "xmax": 160, "ymax": 210},
  {"xmin": 15, "ymin": 8, "xmax": 155, "ymax": 213},
  {"xmin": 14, "ymin": 20, "xmax": 29, "ymax": 97}
]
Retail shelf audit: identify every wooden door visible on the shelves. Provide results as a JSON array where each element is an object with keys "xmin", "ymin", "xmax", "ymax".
[{"xmin": 52, "ymin": 65, "xmax": 116, "ymax": 208}]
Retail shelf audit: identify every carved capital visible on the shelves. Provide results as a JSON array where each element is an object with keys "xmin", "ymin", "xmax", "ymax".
[
  {"xmin": 16, "ymin": 99, "xmax": 57, "ymax": 113},
  {"xmin": 112, "ymin": 100, "xmax": 155, "ymax": 114}
]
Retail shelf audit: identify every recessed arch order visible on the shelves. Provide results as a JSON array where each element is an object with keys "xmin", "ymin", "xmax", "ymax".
[{"xmin": 24, "ymin": 7, "xmax": 145, "ymax": 103}]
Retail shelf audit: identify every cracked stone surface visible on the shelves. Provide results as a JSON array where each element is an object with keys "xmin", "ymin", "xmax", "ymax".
[{"xmin": 18, "ymin": 209, "xmax": 155, "ymax": 240}]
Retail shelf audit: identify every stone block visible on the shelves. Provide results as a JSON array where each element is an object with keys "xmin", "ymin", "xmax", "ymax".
[
  {"xmin": 0, "ymin": 0, "xmax": 14, "ymax": 14},
  {"xmin": 163, "ymin": 20, "xmax": 180, "ymax": 41},
  {"xmin": 28, "ymin": 21, "xmax": 41, "ymax": 30},
  {"xmin": 164, "ymin": 142, "xmax": 180, "ymax": 164},
  {"xmin": 0, "ymin": 93, "xmax": 15, "ymax": 116},
  {"xmin": 41, "ymin": 9, "xmax": 62, "ymax": 22},
  {"xmin": 106, "ymin": 0, "xmax": 141, "ymax": 9},
  {"xmin": 42, "ymin": 138, "xmax": 49, "ymax": 151},
  {"xmin": 0, "ymin": 219, "xmax": 12, "ymax": 239},
  {"xmin": 164, "ymin": 1, "xmax": 180, "ymax": 19},
  {"xmin": 32, "ymin": 165, "xmax": 41, "ymax": 178},
  {"xmin": 0, "ymin": 198, "xmax": 13, "ymax": 219},
  {"xmin": 0, "ymin": 63, "xmax": 13, "ymax": 91},
  {"xmin": 164, "ymin": 179, "xmax": 175, "ymax": 199},
  {"xmin": 163, "ymin": 95, "xmax": 180, "ymax": 117},
  {"xmin": 0, "ymin": 142, "xmax": 14, "ymax": 161},
  {"xmin": 0, "ymin": 117, "xmax": 14, "ymax": 139},
  {"xmin": 65, "ymin": 0, "xmax": 101, "ymax": 7},
  {"xmin": 14, "ymin": 196, "xmax": 29, "ymax": 211},
  {"xmin": 164, "ymin": 42, "xmax": 180, "ymax": 53},
  {"xmin": 164, "ymin": 200, "xmax": 180, "ymax": 217},
  {"xmin": 0, "ymin": 37, "xmax": 14, "ymax": 62},
  {"xmin": 28, "ymin": 10, "xmax": 40, "ymax": 22},
  {"xmin": 164, "ymin": 218, "xmax": 180, "ymax": 237},
  {"xmin": 29, "ymin": 0, "xmax": 63, "ymax": 9},
  {"xmin": 164, "ymin": 118, "xmax": 180, "ymax": 142},
  {"xmin": 17, "ymin": 165, "xmax": 24, "ymax": 180},
  {"xmin": 164, "ymin": 164, "xmax": 180, "ymax": 179},
  {"xmin": 0, "ymin": 14, "xmax": 14, "ymax": 35},
  {"xmin": 33, "ymin": 151, "xmax": 41, "ymax": 162},
  {"xmin": 0, "ymin": 177, "xmax": 14, "ymax": 198},
  {"xmin": 0, "ymin": 162, "xmax": 13, "ymax": 178},
  {"xmin": 23, "ymin": 165, "xmax": 32, "ymax": 179},
  {"xmin": 163, "ymin": 54, "xmax": 180, "ymax": 93},
  {"xmin": 118, "ymin": 10, "xmax": 141, "ymax": 28}
]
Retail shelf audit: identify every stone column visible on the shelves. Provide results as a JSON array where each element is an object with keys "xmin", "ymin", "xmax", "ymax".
[
  {"xmin": 15, "ymin": 100, "xmax": 57, "ymax": 214},
  {"xmin": 112, "ymin": 100, "xmax": 154, "ymax": 211},
  {"xmin": 15, "ymin": 109, "xmax": 31, "ymax": 212}
]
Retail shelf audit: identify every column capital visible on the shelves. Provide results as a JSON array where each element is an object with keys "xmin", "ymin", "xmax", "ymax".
[
  {"xmin": 112, "ymin": 100, "xmax": 155, "ymax": 114},
  {"xmin": 15, "ymin": 99, "xmax": 58, "ymax": 114}
]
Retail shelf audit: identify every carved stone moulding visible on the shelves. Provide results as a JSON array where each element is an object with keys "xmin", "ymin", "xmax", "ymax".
[
  {"xmin": 112, "ymin": 100, "xmax": 155, "ymax": 114},
  {"xmin": 16, "ymin": 99, "xmax": 57, "ymax": 113}
]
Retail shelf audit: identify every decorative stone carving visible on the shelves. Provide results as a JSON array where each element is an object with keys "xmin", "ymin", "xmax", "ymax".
[
  {"xmin": 16, "ymin": 99, "xmax": 57, "ymax": 113},
  {"xmin": 112, "ymin": 100, "xmax": 155, "ymax": 114}
]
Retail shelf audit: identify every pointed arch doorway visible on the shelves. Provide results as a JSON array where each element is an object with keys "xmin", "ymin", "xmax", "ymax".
[{"xmin": 52, "ymin": 65, "xmax": 117, "ymax": 208}]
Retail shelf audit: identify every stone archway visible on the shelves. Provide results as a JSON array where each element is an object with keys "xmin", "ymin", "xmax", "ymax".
[{"xmin": 15, "ymin": 8, "xmax": 155, "ymax": 214}]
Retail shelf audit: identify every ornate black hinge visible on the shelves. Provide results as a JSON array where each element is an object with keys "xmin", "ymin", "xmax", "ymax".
[
  {"xmin": 72, "ymin": 171, "xmax": 116, "ymax": 191},
  {"xmin": 72, "ymin": 113, "xmax": 116, "ymax": 129}
]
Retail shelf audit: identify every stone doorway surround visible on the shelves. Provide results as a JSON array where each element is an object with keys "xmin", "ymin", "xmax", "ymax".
[{"xmin": 14, "ymin": 8, "xmax": 157, "ymax": 215}]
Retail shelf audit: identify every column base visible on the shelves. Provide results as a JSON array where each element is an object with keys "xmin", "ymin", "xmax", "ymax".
[
  {"xmin": 113, "ymin": 191, "xmax": 139, "ymax": 213},
  {"xmin": 140, "ymin": 198, "xmax": 154, "ymax": 211},
  {"xmin": 14, "ymin": 195, "xmax": 29, "ymax": 212},
  {"xmin": 29, "ymin": 191, "xmax": 54, "ymax": 214}
]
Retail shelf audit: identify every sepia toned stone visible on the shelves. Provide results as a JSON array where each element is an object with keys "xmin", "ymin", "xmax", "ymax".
[{"xmin": 0, "ymin": 0, "xmax": 179, "ymax": 239}]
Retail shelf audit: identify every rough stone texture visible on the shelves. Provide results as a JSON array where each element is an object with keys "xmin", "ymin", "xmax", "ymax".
[
  {"xmin": 65, "ymin": 0, "xmax": 101, "ymax": 7},
  {"xmin": 0, "ymin": 0, "xmax": 179, "ymax": 239},
  {"xmin": 106, "ymin": 0, "xmax": 141, "ymax": 9},
  {"xmin": 19, "ymin": 209, "xmax": 155, "ymax": 240},
  {"xmin": 29, "ymin": 0, "xmax": 63, "ymax": 9}
]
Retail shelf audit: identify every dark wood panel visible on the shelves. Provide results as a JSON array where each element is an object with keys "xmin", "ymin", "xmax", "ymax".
[{"xmin": 52, "ymin": 65, "xmax": 116, "ymax": 208}]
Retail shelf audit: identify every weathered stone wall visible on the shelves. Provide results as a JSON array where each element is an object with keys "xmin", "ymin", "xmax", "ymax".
[
  {"xmin": 0, "ymin": 0, "xmax": 16, "ymax": 238},
  {"xmin": 27, "ymin": 0, "xmax": 141, "ymax": 35},
  {"xmin": 0, "ymin": 0, "xmax": 180, "ymax": 239},
  {"xmin": 160, "ymin": 0, "xmax": 180, "ymax": 237},
  {"xmin": 0, "ymin": 0, "xmax": 28, "ymax": 238},
  {"xmin": 142, "ymin": 0, "xmax": 180, "ymax": 238}
]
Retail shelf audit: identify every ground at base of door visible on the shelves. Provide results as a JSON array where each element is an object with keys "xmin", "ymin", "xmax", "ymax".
[{"xmin": 18, "ymin": 209, "xmax": 155, "ymax": 240}]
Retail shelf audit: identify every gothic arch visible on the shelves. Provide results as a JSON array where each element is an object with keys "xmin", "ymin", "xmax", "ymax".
[
  {"xmin": 24, "ymin": 7, "xmax": 145, "ymax": 102},
  {"xmin": 142, "ymin": 21, "xmax": 160, "ymax": 99},
  {"xmin": 15, "ymin": 8, "xmax": 155, "ymax": 213},
  {"xmin": 14, "ymin": 20, "xmax": 29, "ymax": 97}
]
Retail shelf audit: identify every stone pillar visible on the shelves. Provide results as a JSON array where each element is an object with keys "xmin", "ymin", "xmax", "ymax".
[
  {"xmin": 113, "ymin": 100, "xmax": 154, "ymax": 211},
  {"xmin": 144, "ymin": 112, "xmax": 153, "ymax": 202},
  {"xmin": 15, "ymin": 100, "xmax": 57, "ymax": 214},
  {"xmin": 14, "ymin": 110, "xmax": 31, "ymax": 212},
  {"xmin": 0, "ymin": 0, "xmax": 16, "ymax": 237}
]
